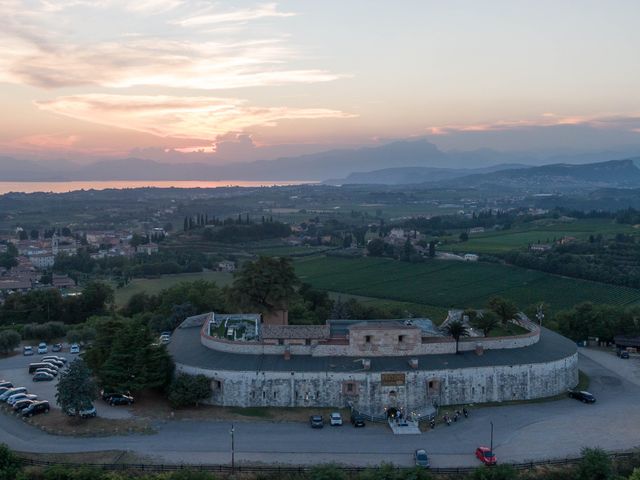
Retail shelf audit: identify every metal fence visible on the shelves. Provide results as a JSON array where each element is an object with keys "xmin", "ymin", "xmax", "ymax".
[{"xmin": 15, "ymin": 450, "xmax": 639, "ymax": 476}]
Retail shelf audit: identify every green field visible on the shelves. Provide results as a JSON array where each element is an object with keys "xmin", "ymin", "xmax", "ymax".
[
  {"xmin": 115, "ymin": 271, "xmax": 234, "ymax": 307},
  {"xmin": 295, "ymin": 256, "xmax": 640, "ymax": 314},
  {"xmin": 447, "ymin": 219, "xmax": 638, "ymax": 254}
]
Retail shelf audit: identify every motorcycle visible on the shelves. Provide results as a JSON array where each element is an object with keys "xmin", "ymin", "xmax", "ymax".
[{"xmin": 463, "ymin": 407, "xmax": 469, "ymax": 418}]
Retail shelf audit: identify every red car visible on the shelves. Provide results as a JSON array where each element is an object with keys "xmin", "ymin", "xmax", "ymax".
[{"xmin": 475, "ymin": 446, "xmax": 497, "ymax": 466}]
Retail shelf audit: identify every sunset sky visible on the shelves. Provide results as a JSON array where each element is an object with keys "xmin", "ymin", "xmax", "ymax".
[{"xmin": 1, "ymin": 0, "xmax": 640, "ymax": 163}]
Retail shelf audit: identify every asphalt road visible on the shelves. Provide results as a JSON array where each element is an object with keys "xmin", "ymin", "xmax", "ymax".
[{"xmin": 0, "ymin": 348, "xmax": 638, "ymax": 468}]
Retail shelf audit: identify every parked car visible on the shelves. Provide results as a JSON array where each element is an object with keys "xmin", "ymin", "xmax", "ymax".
[
  {"xmin": 350, "ymin": 414, "xmax": 366, "ymax": 427},
  {"xmin": 13, "ymin": 399, "xmax": 35, "ymax": 412},
  {"xmin": 43, "ymin": 356, "xmax": 66, "ymax": 365},
  {"xmin": 310, "ymin": 415, "xmax": 324, "ymax": 428},
  {"xmin": 70, "ymin": 344, "xmax": 80, "ymax": 354},
  {"xmin": 29, "ymin": 362, "xmax": 56, "ymax": 374},
  {"xmin": 101, "ymin": 389, "xmax": 132, "ymax": 402},
  {"xmin": 23, "ymin": 346, "xmax": 34, "ymax": 356},
  {"xmin": 0, "ymin": 381, "xmax": 13, "ymax": 389},
  {"xmin": 52, "ymin": 343, "xmax": 63, "ymax": 352},
  {"xmin": 40, "ymin": 362, "xmax": 59, "ymax": 372},
  {"xmin": 159, "ymin": 334, "xmax": 171, "ymax": 344},
  {"xmin": 568, "ymin": 390, "xmax": 596, "ymax": 403},
  {"xmin": 475, "ymin": 446, "xmax": 497, "ymax": 466},
  {"xmin": 66, "ymin": 405, "xmax": 97, "ymax": 418},
  {"xmin": 32, "ymin": 372, "xmax": 54, "ymax": 382},
  {"xmin": 0, "ymin": 387, "xmax": 27, "ymax": 401},
  {"xmin": 107, "ymin": 394, "xmax": 134, "ymax": 406},
  {"xmin": 414, "ymin": 449, "xmax": 430, "ymax": 468},
  {"xmin": 22, "ymin": 400, "xmax": 50, "ymax": 417},
  {"xmin": 0, "ymin": 387, "xmax": 12, "ymax": 397},
  {"xmin": 330, "ymin": 412, "xmax": 343, "ymax": 426},
  {"xmin": 7, "ymin": 392, "xmax": 34, "ymax": 405},
  {"xmin": 37, "ymin": 343, "xmax": 48, "ymax": 354},
  {"xmin": 35, "ymin": 368, "xmax": 57, "ymax": 377},
  {"xmin": 621, "ymin": 351, "xmax": 630, "ymax": 359},
  {"xmin": 41, "ymin": 358, "xmax": 64, "ymax": 368}
]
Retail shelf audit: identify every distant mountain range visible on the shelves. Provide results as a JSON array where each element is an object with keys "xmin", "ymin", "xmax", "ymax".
[
  {"xmin": 331, "ymin": 158, "xmax": 640, "ymax": 191},
  {"xmin": 1, "ymin": 138, "xmax": 640, "ymax": 187},
  {"xmin": 324, "ymin": 164, "xmax": 528, "ymax": 185}
]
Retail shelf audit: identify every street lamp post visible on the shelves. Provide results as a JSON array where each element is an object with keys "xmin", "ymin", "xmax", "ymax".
[
  {"xmin": 536, "ymin": 304, "xmax": 545, "ymax": 326},
  {"xmin": 490, "ymin": 421, "xmax": 494, "ymax": 453},
  {"xmin": 230, "ymin": 423, "xmax": 235, "ymax": 472}
]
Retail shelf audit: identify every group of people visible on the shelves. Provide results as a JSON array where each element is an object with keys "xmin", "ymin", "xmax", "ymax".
[{"xmin": 430, "ymin": 407, "xmax": 469, "ymax": 428}]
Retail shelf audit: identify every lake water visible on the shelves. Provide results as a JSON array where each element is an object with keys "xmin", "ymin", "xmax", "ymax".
[{"xmin": 0, "ymin": 180, "xmax": 313, "ymax": 194}]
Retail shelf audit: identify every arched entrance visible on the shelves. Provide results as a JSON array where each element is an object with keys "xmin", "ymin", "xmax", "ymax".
[{"xmin": 386, "ymin": 407, "xmax": 398, "ymax": 419}]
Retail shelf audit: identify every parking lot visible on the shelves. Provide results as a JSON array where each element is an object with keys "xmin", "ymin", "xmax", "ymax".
[{"xmin": 0, "ymin": 346, "xmax": 132, "ymax": 420}]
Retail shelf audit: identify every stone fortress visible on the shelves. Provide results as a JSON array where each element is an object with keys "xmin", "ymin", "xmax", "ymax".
[{"xmin": 169, "ymin": 309, "xmax": 578, "ymax": 418}]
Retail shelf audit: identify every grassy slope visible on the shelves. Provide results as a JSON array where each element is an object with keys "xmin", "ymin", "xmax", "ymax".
[
  {"xmin": 295, "ymin": 255, "xmax": 640, "ymax": 313},
  {"xmin": 115, "ymin": 271, "xmax": 234, "ymax": 307},
  {"xmin": 446, "ymin": 219, "xmax": 638, "ymax": 254}
]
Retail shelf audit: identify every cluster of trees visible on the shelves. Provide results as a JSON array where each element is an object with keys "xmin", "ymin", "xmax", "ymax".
[
  {"xmin": 0, "ymin": 282, "xmax": 114, "ymax": 325},
  {"xmin": 168, "ymin": 373, "xmax": 212, "ymax": 408},
  {"xmin": 366, "ymin": 237, "xmax": 434, "ymax": 262},
  {"xmin": 202, "ymin": 221, "xmax": 291, "ymax": 243},
  {"xmin": 0, "ymin": 330, "xmax": 20, "ymax": 354},
  {"xmin": 84, "ymin": 316, "xmax": 174, "ymax": 392},
  {"xmin": 446, "ymin": 297, "xmax": 520, "ymax": 353},
  {"xmin": 54, "ymin": 249, "xmax": 211, "ymax": 283},
  {"xmin": 0, "ymin": 445, "xmax": 638, "ymax": 480},
  {"xmin": 555, "ymin": 303, "xmax": 640, "ymax": 343},
  {"xmin": 0, "ymin": 242, "xmax": 18, "ymax": 269},
  {"xmin": 183, "ymin": 213, "xmax": 278, "ymax": 232},
  {"xmin": 21, "ymin": 321, "xmax": 66, "ymax": 341},
  {"xmin": 502, "ymin": 238, "xmax": 640, "ymax": 289}
]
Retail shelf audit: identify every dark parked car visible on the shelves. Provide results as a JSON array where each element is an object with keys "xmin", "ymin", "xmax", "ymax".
[
  {"xmin": 350, "ymin": 414, "xmax": 366, "ymax": 427},
  {"xmin": 414, "ymin": 449, "xmax": 430, "ymax": 468},
  {"xmin": 568, "ymin": 390, "xmax": 596, "ymax": 403},
  {"xmin": 32, "ymin": 372, "xmax": 54, "ymax": 382},
  {"xmin": 309, "ymin": 415, "xmax": 324, "ymax": 428},
  {"xmin": 107, "ymin": 394, "xmax": 134, "ymax": 406},
  {"xmin": 13, "ymin": 399, "xmax": 35, "ymax": 412},
  {"xmin": 22, "ymin": 400, "xmax": 50, "ymax": 417},
  {"xmin": 621, "ymin": 351, "xmax": 630, "ymax": 359},
  {"xmin": 52, "ymin": 343, "xmax": 63, "ymax": 352},
  {"xmin": 0, "ymin": 381, "xmax": 13, "ymax": 389},
  {"xmin": 101, "ymin": 389, "xmax": 132, "ymax": 402}
]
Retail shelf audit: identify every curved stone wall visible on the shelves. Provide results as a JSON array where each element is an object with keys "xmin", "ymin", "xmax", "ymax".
[{"xmin": 175, "ymin": 351, "xmax": 578, "ymax": 413}]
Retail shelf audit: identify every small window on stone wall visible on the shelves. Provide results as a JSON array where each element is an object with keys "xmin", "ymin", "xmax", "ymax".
[
  {"xmin": 398, "ymin": 335, "xmax": 405, "ymax": 343},
  {"xmin": 343, "ymin": 381, "xmax": 358, "ymax": 395},
  {"xmin": 262, "ymin": 391, "xmax": 266, "ymax": 399},
  {"xmin": 273, "ymin": 391, "xmax": 277, "ymax": 399},
  {"xmin": 365, "ymin": 335, "xmax": 372, "ymax": 343}
]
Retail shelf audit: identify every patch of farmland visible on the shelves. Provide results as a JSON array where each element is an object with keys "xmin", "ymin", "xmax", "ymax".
[{"xmin": 295, "ymin": 256, "xmax": 640, "ymax": 312}]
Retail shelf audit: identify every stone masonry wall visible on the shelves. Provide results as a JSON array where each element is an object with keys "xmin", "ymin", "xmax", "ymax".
[{"xmin": 175, "ymin": 351, "xmax": 578, "ymax": 415}]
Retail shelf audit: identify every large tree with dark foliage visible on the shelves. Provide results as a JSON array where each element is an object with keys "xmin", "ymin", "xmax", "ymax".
[
  {"xmin": 55, "ymin": 359, "xmax": 98, "ymax": 418},
  {"xmin": 98, "ymin": 320, "xmax": 174, "ymax": 392},
  {"xmin": 168, "ymin": 373, "xmax": 212, "ymax": 408},
  {"xmin": 227, "ymin": 256, "xmax": 298, "ymax": 314}
]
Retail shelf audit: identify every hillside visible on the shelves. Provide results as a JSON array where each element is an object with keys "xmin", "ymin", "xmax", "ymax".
[{"xmin": 440, "ymin": 158, "xmax": 640, "ymax": 191}]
